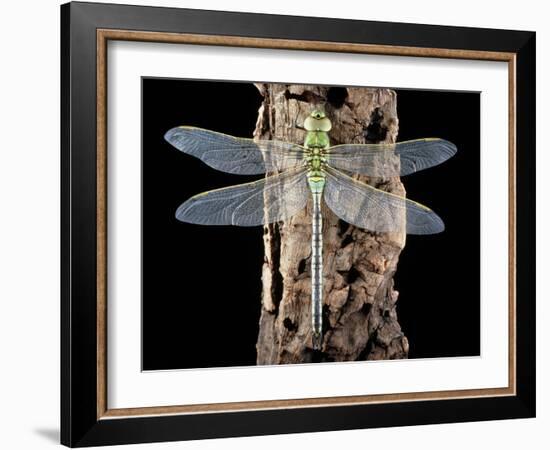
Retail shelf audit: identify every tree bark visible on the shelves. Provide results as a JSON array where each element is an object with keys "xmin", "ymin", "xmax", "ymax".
[{"xmin": 254, "ymin": 84, "xmax": 409, "ymax": 364}]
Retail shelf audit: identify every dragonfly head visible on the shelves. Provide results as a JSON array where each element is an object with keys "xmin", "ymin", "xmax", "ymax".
[{"xmin": 304, "ymin": 109, "xmax": 332, "ymax": 132}]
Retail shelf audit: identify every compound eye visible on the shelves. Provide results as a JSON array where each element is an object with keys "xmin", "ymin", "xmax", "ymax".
[
  {"xmin": 318, "ymin": 117, "xmax": 332, "ymax": 132},
  {"xmin": 303, "ymin": 116, "xmax": 314, "ymax": 131}
]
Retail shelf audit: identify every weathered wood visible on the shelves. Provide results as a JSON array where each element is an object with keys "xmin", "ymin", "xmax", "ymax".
[{"xmin": 254, "ymin": 84, "xmax": 409, "ymax": 364}]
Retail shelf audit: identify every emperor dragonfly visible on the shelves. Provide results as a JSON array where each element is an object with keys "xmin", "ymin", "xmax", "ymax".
[{"xmin": 165, "ymin": 109, "xmax": 456, "ymax": 350}]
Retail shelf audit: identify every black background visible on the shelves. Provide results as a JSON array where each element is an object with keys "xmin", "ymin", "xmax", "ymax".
[{"xmin": 142, "ymin": 78, "xmax": 480, "ymax": 370}]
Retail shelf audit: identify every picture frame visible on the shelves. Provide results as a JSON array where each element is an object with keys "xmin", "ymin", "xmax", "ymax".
[{"xmin": 61, "ymin": 1, "xmax": 536, "ymax": 447}]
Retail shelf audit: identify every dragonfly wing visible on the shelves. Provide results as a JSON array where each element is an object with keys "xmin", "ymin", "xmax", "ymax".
[
  {"xmin": 176, "ymin": 168, "xmax": 309, "ymax": 226},
  {"xmin": 327, "ymin": 138, "xmax": 457, "ymax": 177},
  {"xmin": 165, "ymin": 126, "xmax": 305, "ymax": 175},
  {"xmin": 323, "ymin": 167, "xmax": 444, "ymax": 234}
]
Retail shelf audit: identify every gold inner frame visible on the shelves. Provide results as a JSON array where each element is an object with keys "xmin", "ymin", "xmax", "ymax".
[{"xmin": 96, "ymin": 29, "xmax": 517, "ymax": 420}]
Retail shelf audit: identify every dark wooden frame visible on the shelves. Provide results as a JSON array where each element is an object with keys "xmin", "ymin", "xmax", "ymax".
[{"xmin": 61, "ymin": 1, "xmax": 536, "ymax": 447}]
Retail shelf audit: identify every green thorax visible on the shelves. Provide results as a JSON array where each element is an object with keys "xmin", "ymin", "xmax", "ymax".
[
  {"xmin": 304, "ymin": 130, "xmax": 330, "ymax": 150},
  {"xmin": 304, "ymin": 110, "xmax": 331, "ymax": 194}
]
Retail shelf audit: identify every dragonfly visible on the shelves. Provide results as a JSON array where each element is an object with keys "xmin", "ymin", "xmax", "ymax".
[{"xmin": 165, "ymin": 109, "xmax": 457, "ymax": 350}]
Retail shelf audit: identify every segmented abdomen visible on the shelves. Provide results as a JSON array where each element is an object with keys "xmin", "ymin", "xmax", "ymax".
[{"xmin": 311, "ymin": 191, "xmax": 323, "ymax": 348}]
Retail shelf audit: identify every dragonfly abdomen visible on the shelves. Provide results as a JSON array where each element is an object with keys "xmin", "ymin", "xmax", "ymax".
[
  {"xmin": 310, "ymin": 189, "xmax": 323, "ymax": 350},
  {"xmin": 307, "ymin": 167, "xmax": 326, "ymax": 350}
]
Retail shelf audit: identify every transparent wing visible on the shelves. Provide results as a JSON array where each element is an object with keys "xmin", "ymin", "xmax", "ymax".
[
  {"xmin": 327, "ymin": 138, "xmax": 457, "ymax": 177},
  {"xmin": 176, "ymin": 168, "xmax": 309, "ymax": 226},
  {"xmin": 324, "ymin": 167, "xmax": 444, "ymax": 234},
  {"xmin": 165, "ymin": 126, "xmax": 305, "ymax": 175}
]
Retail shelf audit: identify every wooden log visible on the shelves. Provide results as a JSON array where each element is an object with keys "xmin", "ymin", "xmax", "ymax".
[{"xmin": 254, "ymin": 84, "xmax": 409, "ymax": 364}]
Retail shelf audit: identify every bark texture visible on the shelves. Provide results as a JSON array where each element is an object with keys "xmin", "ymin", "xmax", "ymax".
[{"xmin": 254, "ymin": 84, "xmax": 409, "ymax": 365}]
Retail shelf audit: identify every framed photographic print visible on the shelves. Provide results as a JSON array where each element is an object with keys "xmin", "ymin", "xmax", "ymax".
[{"xmin": 61, "ymin": 1, "xmax": 536, "ymax": 447}]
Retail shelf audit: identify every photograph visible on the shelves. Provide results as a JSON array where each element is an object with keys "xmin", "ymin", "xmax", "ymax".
[{"xmin": 142, "ymin": 79, "xmax": 480, "ymax": 370}]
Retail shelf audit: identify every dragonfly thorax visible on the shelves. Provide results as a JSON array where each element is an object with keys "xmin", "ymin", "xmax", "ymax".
[
  {"xmin": 304, "ymin": 130, "xmax": 330, "ymax": 150},
  {"xmin": 305, "ymin": 147, "xmax": 328, "ymax": 172},
  {"xmin": 305, "ymin": 146, "xmax": 328, "ymax": 194},
  {"xmin": 303, "ymin": 111, "xmax": 330, "ymax": 194}
]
